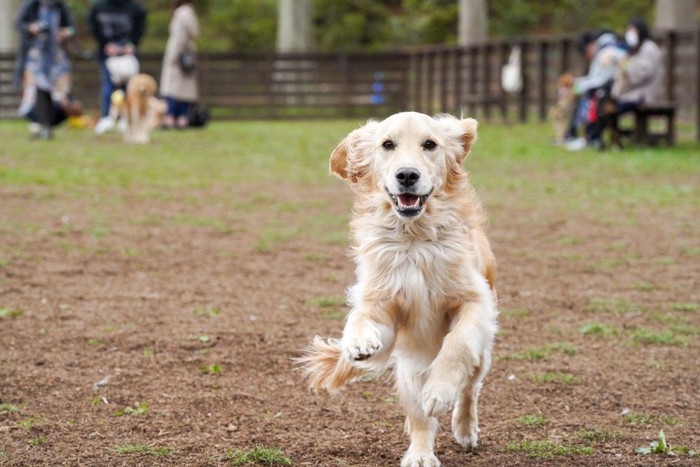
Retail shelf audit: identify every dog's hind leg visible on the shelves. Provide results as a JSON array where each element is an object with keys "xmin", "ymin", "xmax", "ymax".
[{"xmin": 396, "ymin": 362, "xmax": 441, "ymax": 467}]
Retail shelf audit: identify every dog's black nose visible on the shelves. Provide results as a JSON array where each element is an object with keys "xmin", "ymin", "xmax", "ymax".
[{"xmin": 396, "ymin": 168, "xmax": 420, "ymax": 187}]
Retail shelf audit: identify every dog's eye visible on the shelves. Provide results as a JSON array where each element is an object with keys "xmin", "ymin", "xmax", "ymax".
[
  {"xmin": 382, "ymin": 140, "xmax": 395, "ymax": 150},
  {"xmin": 423, "ymin": 140, "xmax": 437, "ymax": 150}
]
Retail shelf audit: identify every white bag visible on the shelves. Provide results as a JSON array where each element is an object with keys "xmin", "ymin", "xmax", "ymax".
[
  {"xmin": 501, "ymin": 46, "xmax": 523, "ymax": 93},
  {"xmin": 106, "ymin": 55, "xmax": 139, "ymax": 85}
]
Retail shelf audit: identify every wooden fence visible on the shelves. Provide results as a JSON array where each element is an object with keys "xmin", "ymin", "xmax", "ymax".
[{"xmin": 1, "ymin": 29, "xmax": 698, "ymax": 138}]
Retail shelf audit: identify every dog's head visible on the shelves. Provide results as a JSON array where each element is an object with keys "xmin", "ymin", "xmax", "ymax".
[
  {"xmin": 558, "ymin": 73, "xmax": 574, "ymax": 89},
  {"xmin": 330, "ymin": 112, "xmax": 477, "ymax": 220}
]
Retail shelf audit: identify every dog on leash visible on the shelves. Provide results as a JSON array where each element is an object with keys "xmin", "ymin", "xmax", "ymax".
[{"xmin": 298, "ymin": 112, "xmax": 499, "ymax": 467}]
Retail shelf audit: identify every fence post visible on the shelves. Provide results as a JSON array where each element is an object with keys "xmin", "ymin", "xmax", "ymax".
[
  {"xmin": 440, "ymin": 49, "xmax": 449, "ymax": 113},
  {"xmin": 339, "ymin": 54, "xmax": 350, "ymax": 118},
  {"xmin": 518, "ymin": 41, "xmax": 528, "ymax": 122},
  {"xmin": 499, "ymin": 42, "xmax": 509, "ymax": 121},
  {"xmin": 666, "ymin": 30, "xmax": 677, "ymax": 103},
  {"xmin": 468, "ymin": 46, "xmax": 477, "ymax": 117},
  {"xmin": 453, "ymin": 48, "xmax": 463, "ymax": 115},
  {"xmin": 482, "ymin": 43, "xmax": 491, "ymax": 120},
  {"xmin": 696, "ymin": 27, "xmax": 700, "ymax": 141},
  {"xmin": 538, "ymin": 41, "xmax": 548, "ymax": 121}
]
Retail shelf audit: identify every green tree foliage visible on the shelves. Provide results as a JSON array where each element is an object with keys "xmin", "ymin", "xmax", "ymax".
[{"xmin": 60, "ymin": 0, "xmax": 665, "ymax": 54}]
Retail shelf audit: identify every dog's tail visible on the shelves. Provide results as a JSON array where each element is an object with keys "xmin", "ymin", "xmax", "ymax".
[{"xmin": 295, "ymin": 336, "xmax": 364, "ymax": 392}]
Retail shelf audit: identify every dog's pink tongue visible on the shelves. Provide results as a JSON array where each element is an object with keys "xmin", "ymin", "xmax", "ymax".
[{"xmin": 398, "ymin": 194, "xmax": 419, "ymax": 206}]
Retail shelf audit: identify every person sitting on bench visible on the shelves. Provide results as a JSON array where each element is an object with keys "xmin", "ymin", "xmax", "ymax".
[{"xmin": 586, "ymin": 18, "xmax": 663, "ymax": 147}]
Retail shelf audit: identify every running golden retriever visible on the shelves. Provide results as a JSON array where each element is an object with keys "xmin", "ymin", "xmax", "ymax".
[{"xmin": 298, "ymin": 112, "xmax": 499, "ymax": 466}]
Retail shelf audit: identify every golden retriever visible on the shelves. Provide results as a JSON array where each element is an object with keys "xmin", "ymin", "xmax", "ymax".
[
  {"xmin": 298, "ymin": 112, "xmax": 499, "ymax": 466},
  {"xmin": 548, "ymin": 72, "xmax": 575, "ymax": 144},
  {"xmin": 123, "ymin": 73, "xmax": 160, "ymax": 144}
]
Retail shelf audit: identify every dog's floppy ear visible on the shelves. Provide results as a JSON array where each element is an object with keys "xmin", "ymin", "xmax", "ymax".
[
  {"xmin": 329, "ymin": 121, "xmax": 377, "ymax": 184},
  {"xmin": 458, "ymin": 118, "xmax": 478, "ymax": 163},
  {"xmin": 329, "ymin": 134, "xmax": 353, "ymax": 181}
]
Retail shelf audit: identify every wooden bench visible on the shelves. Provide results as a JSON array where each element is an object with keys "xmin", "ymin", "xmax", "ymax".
[{"xmin": 613, "ymin": 103, "xmax": 676, "ymax": 147}]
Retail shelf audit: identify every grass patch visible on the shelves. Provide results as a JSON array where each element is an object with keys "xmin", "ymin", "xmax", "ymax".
[
  {"xmin": 194, "ymin": 307, "xmax": 222, "ymax": 317},
  {"xmin": 28, "ymin": 436, "xmax": 47, "ymax": 446},
  {"xmin": 0, "ymin": 403, "xmax": 24, "ymax": 414},
  {"xmin": 199, "ymin": 364, "xmax": 221, "ymax": 374},
  {"xmin": 623, "ymin": 411, "xmax": 682, "ymax": 426},
  {"xmin": 113, "ymin": 444, "xmax": 171, "ymax": 456},
  {"xmin": 573, "ymin": 428, "xmax": 618, "ymax": 443},
  {"xmin": 584, "ymin": 298, "xmax": 643, "ymax": 314},
  {"xmin": 669, "ymin": 302, "xmax": 698, "ymax": 312},
  {"xmin": 114, "ymin": 402, "xmax": 148, "ymax": 417},
  {"xmin": 513, "ymin": 415, "xmax": 548, "ymax": 426},
  {"xmin": 506, "ymin": 440, "xmax": 593, "ymax": 458},
  {"xmin": 500, "ymin": 308, "xmax": 531, "ymax": 319},
  {"xmin": 0, "ymin": 308, "xmax": 25, "ymax": 319},
  {"xmin": 627, "ymin": 328, "xmax": 688, "ymax": 347},
  {"xmin": 531, "ymin": 372, "xmax": 578, "ymax": 384},
  {"xmin": 219, "ymin": 447, "xmax": 292, "ymax": 465},
  {"xmin": 307, "ymin": 296, "xmax": 346, "ymax": 307},
  {"xmin": 501, "ymin": 342, "xmax": 576, "ymax": 361},
  {"xmin": 579, "ymin": 323, "xmax": 618, "ymax": 336}
]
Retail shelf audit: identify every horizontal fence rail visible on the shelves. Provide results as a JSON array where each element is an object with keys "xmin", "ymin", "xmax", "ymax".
[{"xmin": 1, "ymin": 29, "xmax": 698, "ymax": 138}]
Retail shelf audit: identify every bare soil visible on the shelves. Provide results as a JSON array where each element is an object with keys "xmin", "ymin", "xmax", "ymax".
[{"xmin": 1, "ymin": 178, "xmax": 698, "ymax": 466}]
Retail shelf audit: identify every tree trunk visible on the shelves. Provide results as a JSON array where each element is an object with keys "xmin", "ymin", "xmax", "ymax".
[
  {"xmin": 458, "ymin": 0, "xmax": 488, "ymax": 46},
  {"xmin": 0, "ymin": 0, "xmax": 18, "ymax": 53},
  {"xmin": 276, "ymin": 0, "xmax": 315, "ymax": 53},
  {"xmin": 655, "ymin": 0, "xmax": 697, "ymax": 30}
]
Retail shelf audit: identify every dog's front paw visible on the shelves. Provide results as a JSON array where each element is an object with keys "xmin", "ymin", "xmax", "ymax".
[
  {"xmin": 421, "ymin": 381, "xmax": 459, "ymax": 417},
  {"xmin": 401, "ymin": 449, "xmax": 441, "ymax": 467},
  {"xmin": 341, "ymin": 331, "xmax": 382, "ymax": 361}
]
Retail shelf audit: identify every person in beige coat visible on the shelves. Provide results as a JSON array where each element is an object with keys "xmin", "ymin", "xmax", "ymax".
[{"xmin": 160, "ymin": 0, "xmax": 199, "ymax": 129}]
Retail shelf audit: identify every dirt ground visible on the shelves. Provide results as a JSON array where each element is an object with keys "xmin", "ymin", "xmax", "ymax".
[{"xmin": 1, "ymin": 173, "xmax": 698, "ymax": 466}]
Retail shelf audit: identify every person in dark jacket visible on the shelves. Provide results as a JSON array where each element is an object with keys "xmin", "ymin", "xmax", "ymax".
[
  {"xmin": 88, "ymin": 0, "xmax": 147, "ymax": 131},
  {"xmin": 14, "ymin": 0, "xmax": 75, "ymax": 140}
]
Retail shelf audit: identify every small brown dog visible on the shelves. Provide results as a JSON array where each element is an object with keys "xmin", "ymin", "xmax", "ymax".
[
  {"xmin": 124, "ymin": 74, "xmax": 159, "ymax": 144},
  {"xmin": 548, "ymin": 73, "xmax": 575, "ymax": 144}
]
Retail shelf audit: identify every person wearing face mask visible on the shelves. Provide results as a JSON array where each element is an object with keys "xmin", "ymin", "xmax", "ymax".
[
  {"xmin": 14, "ymin": 0, "xmax": 75, "ymax": 140},
  {"xmin": 583, "ymin": 18, "xmax": 663, "ymax": 149},
  {"xmin": 612, "ymin": 18, "xmax": 663, "ymax": 113}
]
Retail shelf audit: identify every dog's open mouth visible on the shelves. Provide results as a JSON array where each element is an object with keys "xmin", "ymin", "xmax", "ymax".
[{"xmin": 385, "ymin": 187, "xmax": 433, "ymax": 217}]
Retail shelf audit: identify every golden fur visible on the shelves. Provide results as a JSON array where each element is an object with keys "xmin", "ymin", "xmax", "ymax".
[
  {"xmin": 116, "ymin": 73, "xmax": 166, "ymax": 144},
  {"xmin": 548, "ymin": 72, "xmax": 575, "ymax": 144},
  {"xmin": 298, "ymin": 112, "xmax": 499, "ymax": 467}
]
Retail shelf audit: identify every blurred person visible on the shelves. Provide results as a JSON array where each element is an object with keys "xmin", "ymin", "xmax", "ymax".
[
  {"xmin": 88, "ymin": 0, "xmax": 147, "ymax": 133},
  {"xmin": 160, "ymin": 0, "xmax": 200, "ymax": 129},
  {"xmin": 587, "ymin": 19, "xmax": 663, "ymax": 148},
  {"xmin": 14, "ymin": 0, "xmax": 76, "ymax": 140},
  {"xmin": 564, "ymin": 31, "xmax": 627, "ymax": 150}
]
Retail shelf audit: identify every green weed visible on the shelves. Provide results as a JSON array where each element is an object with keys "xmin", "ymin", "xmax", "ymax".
[
  {"xmin": 531, "ymin": 372, "xmax": 578, "ymax": 384},
  {"xmin": 199, "ymin": 364, "xmax": 221, "ymax": 374},
  {"xmin": 0, "ymin": 403, "xmax": 24, "ymax": 414},
  {"xmin": 506, "ymin": 440, "xmax": 593, "ymax": 458},
  {"xmin": 28, "ymin": 436, "xmax": 47, "ymax": 446},
  {"xmin": 307, "ymin": 296, "xmax": 345, "ymax": 307},
  {"xmin": 584, "ymin": 298, "xmax": 643, "ymax": 314},
  {"xmin": 0, "ymin": 308, "xmax": 25, "ymax": 319},
  {"xmin": 114, "ymin": 402, "xmax": 148, "ymax": 417},
  {"xmin": 579, "ymin": 323, "xmax": 618, "ymax": 336},
  {"xmin": 573, "ymin": 428, "xmax": 617, "ymax": 443},
  {"xmin": 220, "ymin": 447, "xmax": 292, "ymax": 465},
  {"xmin": 513, "ymin": 415, "xmax": 548, "ymax": 426},
  {"xmin": 113, "ymin": 444, "xmax": 171, "ymax": 456},
  {"xmin": 636, "ymin": 430, "xmax": 697, "ymax": 457},
  {"xmin": 627, "ymin": 328, "xmax": 688, "ymax": 347},
  {"xmin": 194, "ymin": 307, "xmax": 222, "ymax": 317},
  {"xmin": 669, "ymin": 303, "xmax": 698, "ymax": 312}
]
